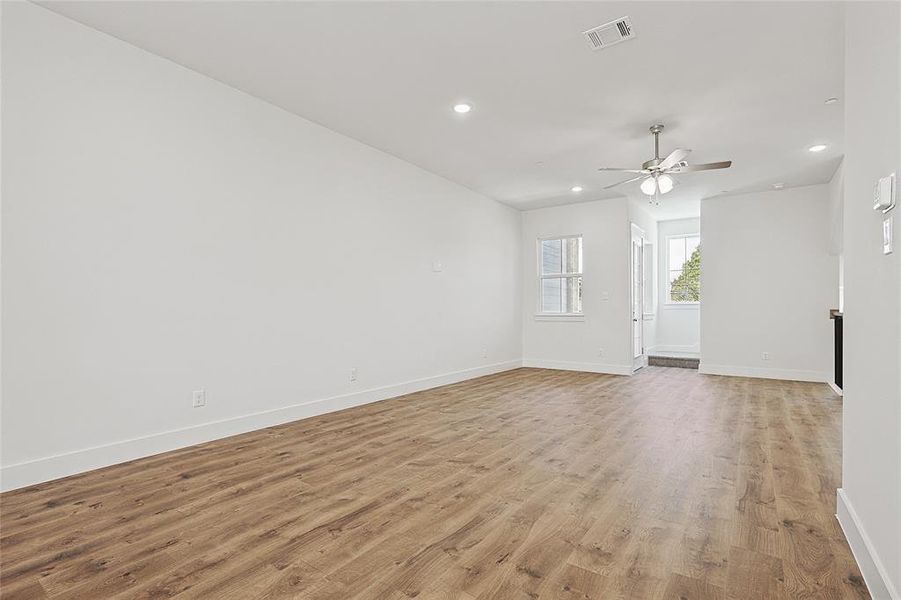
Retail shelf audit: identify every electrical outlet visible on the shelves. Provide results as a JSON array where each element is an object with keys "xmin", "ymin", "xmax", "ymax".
[
  {"xmin": 192, "ymin": 390, "xmax": 206, "ymax": 408},
  {"xmin": 350, "ymin": 367, "xmax": 357, "ymax": 382},
  {"xmin": 481, "ymin": 348, "xmax": 488, "ymax": 359},
  {"xmin": 598, "ymin": 348, "xmax": 605, "ymax": 357},
  {"xmin": 762, "ymin": 352, "xmax": 770, "ymax": 361}
]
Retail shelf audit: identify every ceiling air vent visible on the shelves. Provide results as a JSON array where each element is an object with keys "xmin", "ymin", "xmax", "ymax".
[{"xmin": 583, "ymin": 17, "xmax": 635, "ymax": 51}]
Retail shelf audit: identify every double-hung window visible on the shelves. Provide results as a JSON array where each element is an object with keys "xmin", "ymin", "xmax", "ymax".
[
  {"xmin": 667, "ymin": 234, "xmax": 701, "ymax": 303},
  {"xmin": 538, "ymin": 236, "xmax": 583, "ymax": 314}
]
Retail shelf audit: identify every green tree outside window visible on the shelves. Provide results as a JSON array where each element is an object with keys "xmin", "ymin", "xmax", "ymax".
[{"xmin": 670, "ymin": 246, "xmax": 701, "ymax": 302}]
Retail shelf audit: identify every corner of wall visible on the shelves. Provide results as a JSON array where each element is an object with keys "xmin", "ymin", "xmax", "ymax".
[{"xmin": 837, "ymin": 489, "xmax": 901, "ymax": 600}]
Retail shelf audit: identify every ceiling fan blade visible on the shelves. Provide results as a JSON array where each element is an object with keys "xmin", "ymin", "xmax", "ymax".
[
  {"xmin": 598, "ymin": 167, "xmax": 646, "ymax": 173},
  {"xmin": 603, "ymin": 175, "xmax": 645, "ymax": 190},
  {"xmin": 656, "ymin": 148, "xmax": 691, "ymax": 171},
  {"xmin": 668, "ymin": 160, "xmax": 732, "ymax": 173}
]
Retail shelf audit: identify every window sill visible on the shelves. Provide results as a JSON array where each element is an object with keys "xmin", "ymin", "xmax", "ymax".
[
  {"xmin": 663, "ymin": 302, "xmax": 699, "ymax": 309},
  {"xmin": 534, "ymin": 313, "xmax": 585, "ymax": 322}
]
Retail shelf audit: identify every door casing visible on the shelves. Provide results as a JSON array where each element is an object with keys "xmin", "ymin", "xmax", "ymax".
[{"xmin": 631, "ymin": 224, "xmax": 647, "ymax": 372}]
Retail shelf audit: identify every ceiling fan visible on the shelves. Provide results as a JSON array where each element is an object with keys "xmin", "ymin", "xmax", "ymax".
[{"xmin": 599, "ymin": 124, "xmax": 732, "ymax": 205}]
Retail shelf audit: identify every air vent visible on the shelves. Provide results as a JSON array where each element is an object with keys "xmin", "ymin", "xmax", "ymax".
[{"xmin": 583, "ymin": 16, "xmax": 635, "ymax": 51}]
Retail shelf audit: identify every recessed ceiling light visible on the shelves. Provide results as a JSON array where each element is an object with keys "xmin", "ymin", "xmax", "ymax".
[
  {"xmin": 773, "ymin": 182, "xmax": 785, "ymax": 190},
  {"xmin": 824, "ymin": 97, "xmax": 839, "ymax": 105},
  {"xmin": 808, "ymin": 144, "xmax": 827, "ymax": 153},
  {"xmin": 453, "ymin": 103, "xmax": 472, "ymax": 114},
  {"xmin": 571, "ymin": 186, "xmax": 583, "ymax": 193}
]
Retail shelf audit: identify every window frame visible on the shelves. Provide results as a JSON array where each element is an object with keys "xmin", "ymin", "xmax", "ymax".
[
  {"xmin": 535, "ymin": 234, "xmax": 584, "ymax": 319},
  {"xmin": 665, "ymin": 233, "xmax": 701, "ymax": 306}
]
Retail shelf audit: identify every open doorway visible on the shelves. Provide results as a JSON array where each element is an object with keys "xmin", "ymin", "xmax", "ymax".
[{"xmin": 648, "ymin": 218, "xmax": 701, "ymax": 369}]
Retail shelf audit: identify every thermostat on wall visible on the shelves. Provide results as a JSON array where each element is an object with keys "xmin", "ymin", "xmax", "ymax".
[{"xmin": 874, "ymin": 173, "xmax": 896, "ymax": 212}]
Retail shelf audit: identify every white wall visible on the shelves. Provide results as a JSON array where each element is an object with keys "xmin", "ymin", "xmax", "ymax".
[
  {"xmin": 699, "ymin": 185, "xmax": 837, "ymax": 382},
  {"xmin": 837, "ymin": 4, "xmax": 900, "ymax": 598},
  {"xmin": 655, "ymin": 218, "xmax": 701, "ymax": 355},
  {"xmin": 828, "ymin": 164, "xmax": 845, "ymax": 312},
  {"xmin": 0, "ymin": 3, "xmax": 522, "ymax": 490},
  {"xmin": 828, "ymin": 160, "xmax": 844, "ymax": 257},
  {"xmin": 521, "ymin": 199, "xmax": 632, "ymax": 374}
]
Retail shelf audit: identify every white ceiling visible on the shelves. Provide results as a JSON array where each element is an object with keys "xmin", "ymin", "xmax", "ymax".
[{"xmin": 41, "ymin": 1, "xmax": 845, "ymax": 219}]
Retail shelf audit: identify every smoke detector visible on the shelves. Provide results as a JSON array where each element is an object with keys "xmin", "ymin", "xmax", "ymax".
[{"xmin": 583, "ymin": 17, "xmax": 636, "ymax": 51}]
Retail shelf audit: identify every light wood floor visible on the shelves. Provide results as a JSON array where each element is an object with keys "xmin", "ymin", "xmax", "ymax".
[{"xmin": 0, "ymin": 367, "xmax": 870, "ymax": 599}]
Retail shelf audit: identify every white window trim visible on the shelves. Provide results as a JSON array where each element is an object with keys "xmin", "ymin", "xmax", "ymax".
[
  {"xmin": 536, "ymin": 234, "xmax": 584, "ymax": 318},
  {"xmin": 533, "ymin": 313, "xmax": 585, "ymax": 322},
  {"xmin": 665, "ymin": 233, "xmax": 700, "ymax": 306}
]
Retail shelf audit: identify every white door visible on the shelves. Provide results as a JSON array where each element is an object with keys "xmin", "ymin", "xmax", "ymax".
[{"xmin": 631, "ymin": 225, "xmax": 646, "ymax": 371}]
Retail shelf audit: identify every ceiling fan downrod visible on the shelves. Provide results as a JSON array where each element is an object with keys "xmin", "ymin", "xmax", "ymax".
[
  {"xmin": 644, "ymin": 124, "xmax": 666, "ymax": 171},
  {"xmin": 650, "ymin": 124, "xmax": 663, "ymax": 161}
]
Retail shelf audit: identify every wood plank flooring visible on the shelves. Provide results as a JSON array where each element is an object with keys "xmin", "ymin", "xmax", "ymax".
[{"xmin": 0, "ymin": 367, "xmax": 870, "ymax": 599}]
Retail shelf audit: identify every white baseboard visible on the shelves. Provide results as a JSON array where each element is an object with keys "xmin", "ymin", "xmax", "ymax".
[
  {"xmin": 836, "ymin": 488, "xmax": 899, "ymax": 600},
  {"xmin": 0, "ymin": 360, "xmax": 523, "ymax": 492},
  {"xmin": 698, "ymin": 363, "xmax": 829, "ymax": 383},
  {"xmin": 827, "ymin": 381, "xmax": 844, "ymax": 396},
  {"xmin": 521, "ymin": 359, "xmax": 632, "ymax": 376}
]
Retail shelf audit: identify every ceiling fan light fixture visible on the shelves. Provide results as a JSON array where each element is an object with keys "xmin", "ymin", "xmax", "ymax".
[
  {"xmin": 640, "ymin": 177, "xmax": 657, "ymax": 196},
  {"xmin": 657, "ymin": 174, "xmax": 674, "ymax": 194},
  {"xmin": 808, "ymin": 144, "xmax": 827, "ymax": 153}
]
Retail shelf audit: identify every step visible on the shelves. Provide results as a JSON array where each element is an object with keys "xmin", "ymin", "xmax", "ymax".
[{"xmin": 648, "ymin": 355, "xmax": 700, "ymax": 369}]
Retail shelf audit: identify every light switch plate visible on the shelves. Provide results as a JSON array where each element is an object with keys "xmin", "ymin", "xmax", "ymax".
[
  {"xmin": 875, "ymin": 173, "xmax": 896, "ymax": 212},
  {"xmin": 884, "ymin": 215, "xmax": 893, "ymax": 255}
]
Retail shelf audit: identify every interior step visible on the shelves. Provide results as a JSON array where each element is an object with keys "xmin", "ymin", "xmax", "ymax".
[{"xmin": 648, "ymin": 355, "xmax": 700, "ymax": 369}]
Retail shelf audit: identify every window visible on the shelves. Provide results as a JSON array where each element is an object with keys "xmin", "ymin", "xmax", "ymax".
[
  {"xmin": 667, "ymin": 235, "xmax": 701, "ymax": 303},
  {"xmin": 538, "ymin": 236, "xmax": 582, "ymax": 314}
]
